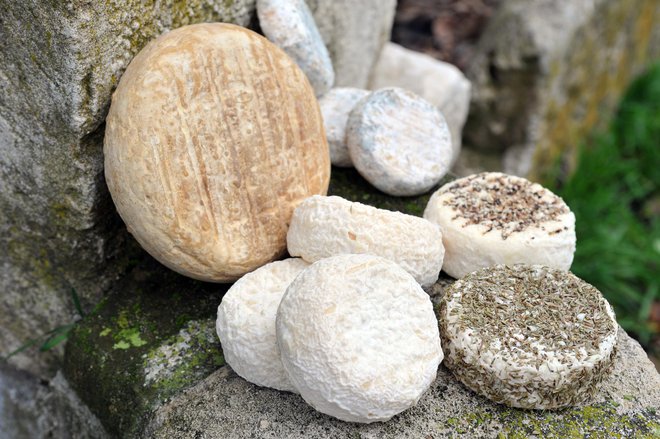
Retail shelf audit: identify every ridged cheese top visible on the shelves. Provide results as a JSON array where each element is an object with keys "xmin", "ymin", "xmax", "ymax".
[{"xmin": 104, "ymin": 23, "xmax": 330, "ymax": 282}]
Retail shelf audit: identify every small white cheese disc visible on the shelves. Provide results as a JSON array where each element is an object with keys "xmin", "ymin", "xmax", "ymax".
[
  {"xmin": 277, "ymin": 254, "xmax": 444, "ymax": 423},
  {"xmin": 319, "ymin": 87, "xmax": 370, "ymax": 167},
  {"xmin": 424, "ymin": 172, "xmax": 576, "ymax": 278},
  {"xmin": 439, "ymin": 264, "xmax": 618, "ymax": 409},
  {"xmin": 216, "ymin": 258, "xmax": 309, "ymax": 392},
  {"xmin": 257, "ymin": 0, "xmax": 334, "ymax": 97},
  {"xmin": 287, "ymin": 195, "xmax": 445, "ymax": 286},
  {"xmin": 346, "ymin": 87, "xmax": 452, "ymax": 196}
]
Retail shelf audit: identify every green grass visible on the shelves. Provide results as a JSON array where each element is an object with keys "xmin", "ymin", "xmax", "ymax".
[{"xmin": 550, "ymin": 62, "xmax": 660, "ymax": 347}]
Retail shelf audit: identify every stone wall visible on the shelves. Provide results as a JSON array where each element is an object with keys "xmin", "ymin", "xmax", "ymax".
[
  {"xmin": 0, "ymin": 0, "xmax": 256, "ymax": 375},
  {"xmin": 465, "ymin": 0, "xmax": 660, "ymax": 180}
]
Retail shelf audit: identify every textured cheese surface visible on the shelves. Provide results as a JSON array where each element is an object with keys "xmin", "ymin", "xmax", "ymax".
[
  {"xmin": 319, "ymin": 87, "xmax": 370, "ymax": 167},
  {"xmin": 346, "ymin": 87, "xmax": 452, "ymax": 196},
  {"xmin": 276, "ymin": 254, "xmax": 443, "ymax": 423},
  {"xmin": 287, "ymin": 195, "xmax": 444, "ymax": 286},
  {"xmin": 216, "ymin": 258, "xmax": 309, "ymax": 392},
  {"xmin": 104, "ymin": 23, "xmax": 330, "ymax": 282},
  {"xmin": 439, "ymin": 264, "xmax": 618, "ymax": 409},
  {"xmin": 424, "ymin": 172, "xmax": 575, "ymax": 278},
  {"xmin": 257, "ymin": 0, "xmax": 334, "ymax": 97}
]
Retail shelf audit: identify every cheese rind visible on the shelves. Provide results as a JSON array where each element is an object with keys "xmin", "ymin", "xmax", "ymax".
[
  {"xmin": 287, "ymin": 195, "xmax": 445, "ymax": 286},
  {"xmin": 277, "ymin": 254, "xmax": 443, "ymax": 423},
  {"xmin": 319, "ymin": 87, "xmax": 370, "ymax": 167},
  {"xmin": 104, "ymin": 23, "xmax": 330, "ymax": 282},
  {"xmin": 216, "ymin": 258, "xmax": 309, "ymax": 392}
]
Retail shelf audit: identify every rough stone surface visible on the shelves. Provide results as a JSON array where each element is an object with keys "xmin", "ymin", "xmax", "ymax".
[
  {"xmin": 144, "ymin": 277, "xmax": 660, "ymax": 438},
  {"xmin": 369, "ymin": 42, "xmax": 471, "ymax": 165},
  {"xmin": 0, "ymin": 0, "xmax": 255, "ymax": 376},
  {"xmin": 464, "ymin": 0, "xmax": 660, "ymax": 180},
  {"xmin": 258, "ymin": 0, "xmax": 334, "ymax": 97},
  {"xmin": 305, "ymin": 0, "xmax": 396, "ymax": 88},
  {"xmin": 63, "ymin": 256, "xmax": 229, "ymax": 438},
  {"xmin": 319, "ymin": 87, "xmax": 370, "ymax": 167},
  {"xmin": 0, "ymin": 363, "xmax": 109, "ymax": 439},
  {"xmin": 347, "ymin": 87, "xmax": 452, "ymax": 196}
]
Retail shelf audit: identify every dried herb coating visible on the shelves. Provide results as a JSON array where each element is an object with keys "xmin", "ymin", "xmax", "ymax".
[
  {"xmin": 439, "ymin": 264, "xmax": 618, "ymax": 409},
  {"xmin": 442, "ymin": 173, "xmax": 568, "ymax": 240}
]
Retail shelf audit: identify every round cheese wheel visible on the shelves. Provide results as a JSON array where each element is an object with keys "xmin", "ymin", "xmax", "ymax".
[
  {"xmin": 423, "ymin": 172, "xmax": 575, "ymax": 278},
  {"xmin": 216, "ymin": 258, "xmax": 309, "ymax": 392},
  {"xmin": 439, "ymin": 264, "xmax": 618, "ymax": 409},
  {"xmin": 104, "ymin": 23, "xmax": 330, "ymax": 282},
  {"xmin": 277, "ymin": 254, "xmax": 444, "ymax": 423}
]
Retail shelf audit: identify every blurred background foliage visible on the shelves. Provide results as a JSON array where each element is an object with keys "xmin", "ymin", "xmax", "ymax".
[{"xmin": 549, "ymin": 62, "xmax": 660, "ymax": 356}]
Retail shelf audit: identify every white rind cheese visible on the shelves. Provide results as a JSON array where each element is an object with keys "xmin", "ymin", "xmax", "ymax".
[
  {"xmin": 286, "ymin": 195, "xmax": 445, "ymax": 286},
  {"xmin": 216, "ymin": 258, "xmax": 309, "ymax": 392},
  {"xmin": 424, "ymin": 172, "xmax": 576, "ymax": 278},
  {"xmin": 346, "ymin": 87, "xmax": 452, "ymax": 196},
  {"xmin": 257, "ymin": 0, "xmax": 335, "ymax": 97},
  {"xmin": 319, "ymin": 87, "xmax": 370, "ymax": 167},
  {"xmin": 439, "ymin": 264, "xmax": 618, "ymax": 409},
  {"xmin": 276, "ymin": 254, "xmax": 444, "ymax": 423}
]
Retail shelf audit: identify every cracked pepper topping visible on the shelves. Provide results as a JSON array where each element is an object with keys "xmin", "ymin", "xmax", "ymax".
[{"xmin": 442, "ymin": 173, "xmax": 569, "ymax": 239}]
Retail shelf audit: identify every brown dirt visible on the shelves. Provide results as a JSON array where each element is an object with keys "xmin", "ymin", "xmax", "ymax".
[{"xmin": 392, "ymin": 0, "xmax": 502, "ymax": 71}]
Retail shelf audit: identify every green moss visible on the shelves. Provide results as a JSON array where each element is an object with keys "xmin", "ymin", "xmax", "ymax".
[
  {"xmin": 444, "ymin": 402, "xmax": 660, "ymax": 438},
  {"xmin": 328, "ymin": 167, "xmax": 452, "ymax": 216}
]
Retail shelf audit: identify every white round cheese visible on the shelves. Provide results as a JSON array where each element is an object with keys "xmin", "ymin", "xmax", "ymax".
[
  {"xmin": 277, "ymin": 254, "xmax": 444, "ymax": 423},
  {"xmin": 346, "ymin": 87, "xmax": 452, "ymax": 196},
  {"xmin": 257, "ymin": 0, "xmax": 334, "ymax": 97},
  {"xmin": 439, "ymin": 264, "xmax": 618, "ymax": 409},
  {"xmin": 286, "ymin": 195, "xmax": 445, "ymax": 286},
  {"xmin": 216, "ymin": 258, "xmax": 309, "ymax": 392},
  {"xmin": 424, "ymin": 172, "xmax": 576, "ymax": 278},
  {"xmin": 319, "ymin": 87, "xmax": 370, "ymax": 167}
]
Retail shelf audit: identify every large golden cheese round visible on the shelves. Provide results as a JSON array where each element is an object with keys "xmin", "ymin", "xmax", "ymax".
[{"xmin": 104, "ymin": 23, "xmax": 330, "ymax": 282}]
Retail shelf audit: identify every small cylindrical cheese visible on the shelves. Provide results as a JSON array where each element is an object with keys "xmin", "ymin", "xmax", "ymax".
[
  {"xmin": 277, "ymin": 254, "xmax": 443, "ymax": 423},
  {"xmin": 439, "ymin": 264, "xmax": 618, "ymax": 409},
  {"xmin": 346, "ymin": 87, "xmax": 452, "ymax": 196},
  {"xmin": 216, "ymin": 258, "xmax": 309, "ymax": 392},
  {"xmin": 424, "ymin": 172, "xmax": 576, "ymax": 278},
  {"xmin": 287, "ymin": 195, "xmax": 445, "ymax": 286},
  {"xmin": 319, "ymin": 87, "xmax": 370, "ymax": 167}
]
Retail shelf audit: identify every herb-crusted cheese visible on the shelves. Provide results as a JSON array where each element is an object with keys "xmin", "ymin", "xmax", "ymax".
[
  {"xmin": 439, "ymin": 264, "xmax": 618, "ymax": 409},
  {"xmin": 424, "ymin": 172, "xmax": 576, "ymax": 278}
]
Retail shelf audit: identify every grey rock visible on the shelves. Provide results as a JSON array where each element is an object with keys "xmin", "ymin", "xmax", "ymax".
[
  {"xmin": 369, "ymin": 43, "xmax": 471, "ymax": 166},
  {"xmin": 0, "ymin": 363, "xmax": 109, "ymax": 439},
  {"xmin": 144, "ymin": 279, "xmax": 660, "ymax": 438},
  {"xmin": 0, "ymin": 0, "xmax": 255, "ymax": 375},
  {"xmin": 347, "ymin": 88, "xmax": 452, "ymax": 196},
  {"xmin": 465, "ymin": 0, "xmax": 660, "ymax": 180},
  {"xmin": 257, "ymin": 0, "xmax": 334, "ymax": 97},
  {"xmin": 319, "ymin": 87, "xmax": 370, "ymax": 167},
  {"xmin": 306, "ymin": 0, "xmax": 396, "ymax": 88}
]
